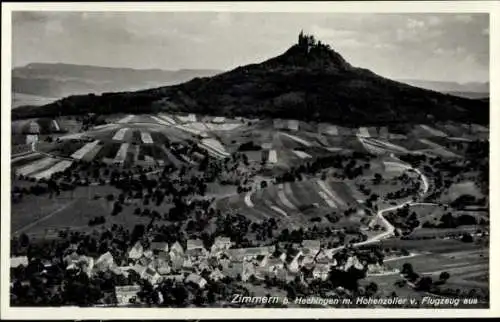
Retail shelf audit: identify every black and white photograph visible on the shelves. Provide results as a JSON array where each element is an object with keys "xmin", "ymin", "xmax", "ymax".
[{"xmin": 1, "ymin": 1, "xmax": 498, "ymax": 319}]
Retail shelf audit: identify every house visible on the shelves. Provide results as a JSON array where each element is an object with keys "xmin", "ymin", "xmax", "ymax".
[
  {"xmin": 131, "ymin": 263, "xmax": 147, "ymax": 277},
  {"xmin": 143, "ymin": 249, "xmax": 154, "ymax": 259},
  {"xmin": 93, "ymin": 252, "xmax": 115, "ymax": 272},
  {"xmin": 187, "ymin": 239, "xmax": 205, "ymax": 251},
  {"xmin": 115, "ymin": 285, "xmax": 141, "ymax": 306},
  {"xmin": 182, "ymin": 257, "xmax": 194, "ymax": 269},
  {"xmin": 26, "ymin": 121, "xmax": 40, "ymax": 134},
  {"xmin": 138, "ymin": 256, "xmax": 152, "ymax": 267},
  {"xmin": 256, "ymin": 254, "xmax": 270, "ymax": 267},
  {"xmin": 141, "ymin": 267, "xmax": 161, "ymax": 285},
  {"xmin": 169, "ymin": 241, "xmax": 184, "ymax": 256},
  {"xmin": 302, "ymin": 240, "xmax": 321, "ymax": 257},
  {"xmin": 185, "ymin": 273, "xmax": 207, "ymax": 289},
  {"xmin": 315, "ymin": 248, "xmax": 336, "ymax": 262},
  {"xmin": 242, "ymin": 262, "xmax": 257, "ymax": 282},
  {"xmin": 196, "ymin": 261, "xmax": 211, "ymax": 274},
  {"xmin": 226, "ymin": 246, "xmax": 275, "ymax": 262},
  {"xmin": 313, "ymin": 264, "xmax": 331, "ymax": 281},
  {"xmin": 287, "ymin": 249, "xmax": 304, "ymax": 273},
  {"xmin": 170, "ymin": 254, "xmax": 184, "ymax": 272},
  {"xmin": 128, "ymin": 241, "xmax": 144, "ymax": 260},
  {"xmin": 287, "ymin": 120, "xmax": 299, "ymax": 131},
  {"xmin": 11, "ymin": 256, "xmax": 29, "ymax": 268},
  {"xmin": 161, "ymin": 274, "xmax": 185, "ymax": 283},
  {"xmin": 150, "ymin": 242, "xmax": 169, "ymax": 254},
  {"xmin": 186, "ymin": 247, "xmax": 209, "ymax": 262},
  {"xmin": 209, "ymin": 268, "xmax": 226, "ymax": 282},
  {"xmin": 222, "ymin": 262, "xmax": 243, "ymax": 279},
  {"xmin": 151, "ymin": 257, "xmax": 171, "ymax": 276},
  {"xmin": 342, "ymin": 256, "xmax": 364, "ymax": 271},
  {"xmin": 267, "ymin": 257, "xmax": 285, "ymax": 273},
  {"xmin": 212, "ymin": 116, "xmax": 226, "ymax": 124},
  {"xmin": 63, "ymin": 252, "xmax": 81, "ymax": 266},
  {"xmin": 78, "ymin": 256, "xmax": 95, "ymax": 276},
  {"xmin": 210, "ymin": 237, "xmax": 232, "ymax": 253},
  {"xmin": 113, "ymin": 266, "xmax": 133, "ymax": 278}
]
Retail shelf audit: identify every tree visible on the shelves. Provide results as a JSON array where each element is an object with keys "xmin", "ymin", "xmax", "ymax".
[
  {"xmin": 401, "ymin": 263, "xmax": 414, "ymax": 276},
  {"xmin": 461, "ymin": 233, "xmax": 474, "ymax": 243},
  {"xmin": 365, "ymin": 282, "xmax": 378, "ymax": 296},
  {"xmin": 20, "ymin": 233, "xmax": 30, "ymax": 247},
  {"xmin": 439, "ymin": 271, "xmax": 450, "ymax": 282},
  {"xmin": 416, "ymin": 276, "xmax": 433, "ymax": 291}
]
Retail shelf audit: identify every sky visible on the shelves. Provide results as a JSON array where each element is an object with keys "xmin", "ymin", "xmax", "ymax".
[{"xmin": 12, "ymin": 12, "xmax": 489, "ymax": 83}]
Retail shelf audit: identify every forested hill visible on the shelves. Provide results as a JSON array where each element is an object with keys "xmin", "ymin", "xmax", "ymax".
[{"xmin": 12, "ymin": 33, "xmax": 488, "ymax": 125}]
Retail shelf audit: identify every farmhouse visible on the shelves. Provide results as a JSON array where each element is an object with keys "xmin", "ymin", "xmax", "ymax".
[
  {"xmin": 212, "ymin": 116, "xmax": 226, "ymax": 124},
  {"xmin": 313, "ymin": 264, "xmax": 331, "ymax": 281},
  {"xmin": 211, "ymin": 237, "xmax": 232, "ymax": 253},
  {"xmin": 141, "ymin": 267, "xmax": 161, "ymax": 285},
  {"xmin": 302, "ymin": 239, "xmax": 321, "ymax": 256},
  {"xmin": 93, "ymin": 252, "xmax": 115, "ymax": 273},
  {"xmin": 115, "ymin": 285, "xmax": 141, "ymax": 306},
  {"xmin": 341, "ymin": 256, "xmax": 364, "ymax": 271},
  {"xmin": 223, "ymin": 262, "xmax": 243, "ymax": 279},
  {"xmin": 161, "ymin": 274, "xmax": 185, "ymax": 283},
  {"xmin": 185, "ymin": 273, "xmax": 207, "ymax": 289},
  {"xmin": 11, "ymin": 256, "xmax": 29, "ymax": 268},
  {"xmin": 131, "ymin": 263, "xmax": 147, "ymax": 277},
  {"xmin": 153, "ymin": 259, "xmax": 172, "ymax": 276},
  {"xmin": 128, "ymin": 242, "xmax": 144, "ymax": 260},
  {"xmin": 226, "ymin": 246, "xmax": 275, "ymax": 262},
  {"xmin": 287, "ymin": 249, "xmax": 304, "ymax": 273},
  {"xmin": 209, "ymin": 268, "xmax": 226, "ymax": 281},
  {"xmin": 26, "ymin": 121, "xmax": 41, "ymax": 134},
  {"xmin": 170, "ymin": 241, "xmax": 185, "ymax": 255}
]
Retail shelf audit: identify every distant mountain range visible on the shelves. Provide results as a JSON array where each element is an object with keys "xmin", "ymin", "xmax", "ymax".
[
  {"xmin": 12, "ymin": 33, "xmax": 488, "ymax": 125},
  {"xmin": 12, "ymin": 63, "xmax": 222, "ymax": 108},
  {"xmin": 397, "ymin": 79, "xmax": 489, "ymax": 99}
]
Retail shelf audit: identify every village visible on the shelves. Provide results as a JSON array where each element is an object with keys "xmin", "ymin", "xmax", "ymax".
[{"xmin": 11, "ymin": 233, "xmax": 383, "ymax": 306}]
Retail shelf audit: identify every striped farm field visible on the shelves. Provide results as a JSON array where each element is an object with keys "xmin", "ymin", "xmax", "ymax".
[
  {"xmin": 157, "ymin": 113, "xmax": 177, "ymax": 125},
  {"xmin": 176, "ymin": 114, "xmax": 197, "ymax": 123},
  {"xmin": 93, "ymin": 142, "xmax": 123, "ymax": 161},
  {"xmin": 279, "ymin": 132, "xmax": 313, "ymax": 147},
  {"xmin": 130, "ymin": 130, "xmax": 143, "ymax": 144},
  {"xmin": 140, "ymin": 131, "xmax": 154, "ymax": 144},
  {"xmin": 217, "ymin": 178, "xmax": 366, "ymax": 228},
  {"xmin": 113, "ymin": 143, "xmax": 130, "ymax": 164},
  {"xmin": 12, "ymin": 152, "xmax": 45, "ymax": 168},
  {"xmin": 151, "ymin": 115, "xmax": 173, "ymax": 127},
  {"xmin": 132, "ymin": 114, "xmax": 159, "ymax": 124},
  {"xmin": 48, "ymin": 140, "xmax": 87, "ymax": 158},
  {"xmin": 387, "ymin": 138, "xmax": 431, "ymax": 151},
  {"xmin": 31, "ymin": 160, "xmax": 73, "ymax": 180},
  {"xmin": 292, "ymin": 150, "xmax": 312, "ymax": 159},
  {"xmin": 149, "ymin": 131, "xmax": 170, "ymax": 145},
  {"xmin": 358, "ymin": 127, "xmax": 371, "ymax": 137},
  {"xmin": 80, "ymin": 142, "xmax": 104, "ymax": 162},
  {"xmin": 416, "ymin": 124, "xmax": 448, "ymax": 137},
  {"xmin": 112, "ymin": 127, "xmax": 130, "ymax": 141},
  {"xmin": 16, "ymin": 157, "xmax": 59, "ymax": 177},
  {"xmin": 117, "ymin": 114, "xmax": 135, "ymax": 124},
  {"xmin": 318, "ymin": 123, "xmax": 339, "ymax": 136},
  {"xmin": 70, "ymin": 140, "xmax": 101, "ymax": 160}
]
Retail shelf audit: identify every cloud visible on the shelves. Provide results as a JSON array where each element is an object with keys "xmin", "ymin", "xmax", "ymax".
[{"xmin": 11, "ymin": 12, "xmax": 489, "ymax": 82}]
